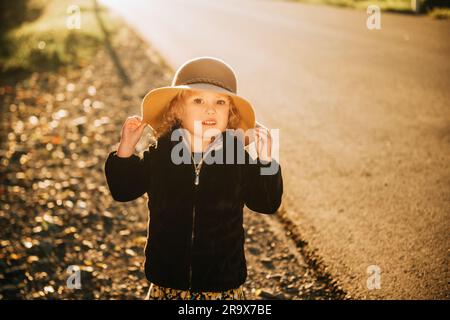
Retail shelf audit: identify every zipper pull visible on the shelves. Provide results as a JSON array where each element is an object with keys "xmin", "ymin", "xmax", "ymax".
[{"xmin": 194, "ymin": 171, "xmax": 199, "ymax": 185}]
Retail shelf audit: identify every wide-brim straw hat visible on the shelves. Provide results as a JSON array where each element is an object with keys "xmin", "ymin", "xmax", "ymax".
[{"xmin": 141, "ymin": 56, "xmax": 256, "ymax": 139}]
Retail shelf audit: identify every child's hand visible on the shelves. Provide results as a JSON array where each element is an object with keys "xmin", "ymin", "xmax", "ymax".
[
  {"xmin": 117, "ymin": 116, "xmax": 147, "ymax": 157},
  {"xmin": 254, "ymin": 125, "xmax": 272, "ymax": 162}
]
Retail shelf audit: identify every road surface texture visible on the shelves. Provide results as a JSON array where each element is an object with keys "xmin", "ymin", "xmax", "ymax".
[{"xmin": 101, "ymin": 0, "xmax": 450, "ymax": 299}]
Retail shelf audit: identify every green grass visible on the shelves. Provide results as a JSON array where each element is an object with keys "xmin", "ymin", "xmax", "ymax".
[
  {"xmin": 429, "ymin": 7, "xmax": 450, "ymax": 19},
  {"xmin": 0, "ymin": 0, "xmax": 120, "ymax": 75},
  {"xmin": 280, "ymin": 0, "xmax": 412, "ymax": 12},
  {"xmin": 279, "ymin": 0, "xmax": 450, "ymax": 16}
]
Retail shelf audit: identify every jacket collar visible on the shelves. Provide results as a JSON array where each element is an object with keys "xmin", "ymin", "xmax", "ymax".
[{"xmin": 163, "ymin": 123, "xmax": 227, "ymax": 154}]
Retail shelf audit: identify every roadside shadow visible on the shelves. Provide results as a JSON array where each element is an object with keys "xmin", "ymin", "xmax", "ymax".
[{"xmin": 93, "ymin": 0, "xmax": 131, "ymax": 86}]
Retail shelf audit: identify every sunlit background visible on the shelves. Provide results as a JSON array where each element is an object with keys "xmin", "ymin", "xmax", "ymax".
[{"xmin": 1, "ymin": 0, "xmax": 449, "ymax": 300}]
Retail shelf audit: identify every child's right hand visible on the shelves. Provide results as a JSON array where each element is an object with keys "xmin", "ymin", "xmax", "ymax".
[{"xmin": 117, "ymin": 116, "xmax": 147, "ymax": 157}]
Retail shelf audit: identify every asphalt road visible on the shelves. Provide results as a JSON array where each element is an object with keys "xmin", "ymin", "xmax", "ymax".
[{"xmin": 100, "ymin": 0, "xmax": 450, "ymax": 299}]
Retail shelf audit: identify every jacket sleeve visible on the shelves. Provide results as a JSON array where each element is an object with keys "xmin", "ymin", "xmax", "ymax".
[
  {"xmin": 243, "ymin": 150, "xmax": 283, "ymax": 214},
  {"xmin": 104, "ymin": 148, "xmax": 153, "ymax": 202}
]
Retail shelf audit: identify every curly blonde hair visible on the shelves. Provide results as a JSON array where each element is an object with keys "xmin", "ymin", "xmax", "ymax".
[{"xmin": 152, "ymin": 89, "xmax": 241, "ymax": 140}]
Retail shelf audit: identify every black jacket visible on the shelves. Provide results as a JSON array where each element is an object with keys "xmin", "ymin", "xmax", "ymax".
[{"xmin": 104, "ymin": 126, "xmax": 283, "ymax": 291}]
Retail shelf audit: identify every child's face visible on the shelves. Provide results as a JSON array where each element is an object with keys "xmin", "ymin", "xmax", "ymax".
[{"xmin": 179, "ymin": 89, "xmax": 231, "ymax": 140}]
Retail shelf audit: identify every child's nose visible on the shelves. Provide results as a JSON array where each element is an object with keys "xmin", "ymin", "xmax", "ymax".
[{"xmin": 205, "ymin": 104, "xmax": 216, "ymax": 114}]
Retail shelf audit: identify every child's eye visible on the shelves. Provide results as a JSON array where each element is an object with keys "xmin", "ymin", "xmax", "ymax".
[
  {"xmin": 193, "ymin": 98, "xmax": 203, "ymax": 104},
  {"xmin": 217, "ymin": 100, "xmax": 226, "ymax": 105}
]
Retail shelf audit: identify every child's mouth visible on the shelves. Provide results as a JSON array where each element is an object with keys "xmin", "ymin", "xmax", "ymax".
[{"xmin": 202, "ymin": 120, "xmax": 217, "ymax": 126}]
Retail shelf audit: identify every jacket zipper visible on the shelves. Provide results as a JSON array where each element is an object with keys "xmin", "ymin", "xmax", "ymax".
[
  {"xmin": 189, "ymin": 202, "xmax": 196, "ymax": 290},
  {"xmin": 188, "ymin": 146, "xmax": 216, "ymax": 290}
]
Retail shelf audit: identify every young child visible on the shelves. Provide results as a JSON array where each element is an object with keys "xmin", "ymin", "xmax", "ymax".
[{"xmin": 104, "ymin": 57, "xmax": 283, "ymax": 300}]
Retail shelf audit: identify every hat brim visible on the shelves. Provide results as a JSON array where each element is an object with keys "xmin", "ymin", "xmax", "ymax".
[{"xmin": 141, "ymin": 83, "xmax": 256, "ymax": 140}]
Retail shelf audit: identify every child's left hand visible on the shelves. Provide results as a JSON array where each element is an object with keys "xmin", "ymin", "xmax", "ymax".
[{"xmin": 254, "ymin": 125, "xmax": 272, "ymax": 162}]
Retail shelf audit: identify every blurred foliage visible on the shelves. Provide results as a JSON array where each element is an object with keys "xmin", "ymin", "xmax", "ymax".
[
  {"xmin": 0, "ymin": 0, "xmax": 120, "ymax": 76},
  {"xmin": 284, "ymin": 0, "xmax": 450, "ymax": 14},
  {"xmin": 284, "ymin": 0, "xmax": 413, "ymax": 12},
  {"xmin": 424, "ymin": 1, "xmax": 450, "ymax": 18},
  {"xmin": 423, "ymin": 0, "xmax": 450, "ymax": 9},
  {"xmin": 0, "ymin": 0, "xmax": 45, "ymax": 34},
  {"xmin": 428, "ymin": 7, "xmax": 450, "ymax": 18}
]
